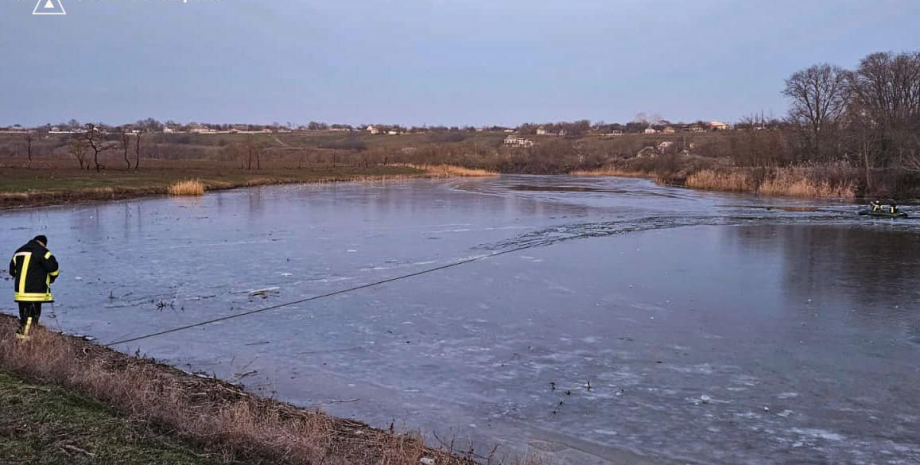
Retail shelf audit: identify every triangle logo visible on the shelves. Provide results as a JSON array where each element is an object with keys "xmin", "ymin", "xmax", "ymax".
[{"xmin": 33, "ymin": 0, "xmax": 66, "ymax": 15}]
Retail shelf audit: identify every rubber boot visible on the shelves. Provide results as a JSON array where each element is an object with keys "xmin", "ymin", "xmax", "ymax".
[{"xmin": 15, "ymin": 317, "xmax": 32, "ymax": 341}]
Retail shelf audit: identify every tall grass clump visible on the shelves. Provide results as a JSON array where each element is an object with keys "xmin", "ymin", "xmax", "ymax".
[
  {"xmin": 686, "ymin": 169, "xmax": 753, "ymax": 192},
  {"xmin": 168, "ymin": 179, "xmax": 206, "ymax": 196}
]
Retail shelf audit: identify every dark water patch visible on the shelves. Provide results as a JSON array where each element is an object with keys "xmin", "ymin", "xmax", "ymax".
[{"xmin": 733, "ymin": 205, "xmax": 823, "ymax": 213}]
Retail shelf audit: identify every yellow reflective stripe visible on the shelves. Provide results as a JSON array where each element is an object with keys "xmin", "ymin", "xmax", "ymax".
[
  {"xmin": 44, "ymin": 251, "xmax": 52, "ymax": 259},
  {"xmin": 23, "ymin": 318, "xmax": 33, "ymax": 336},
  {"xmin": 50, "ymin": 270, "xmax": 60, "ymax": 277},
  {"xmin": 14, "ymin": 292, "xmax": 53, "ymax": 302},
  {"xmin": 18, "ymin": 253, "xmax": 31, "ymax": 295}
]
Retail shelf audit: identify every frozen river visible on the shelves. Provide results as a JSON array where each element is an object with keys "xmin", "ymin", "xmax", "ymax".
[{"xmin": 2, "ymin": 175, "xmax": 919, "ymax": 464}]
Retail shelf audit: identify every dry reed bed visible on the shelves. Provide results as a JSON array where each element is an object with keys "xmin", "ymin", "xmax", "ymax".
[
  {"xmin": 0, "ymin": 319, "xmax": 541, "ymax": 465},
  {"xmin": 686, "ymin": 167, "xmax": 856, "ymax": 198},
  {"xmin": 401, "ymin": 164, "xmax": 499, "ymax": 178},
  {"xmin": 576, "ymin": 165, "xmax": 857, "ymax": 199}
]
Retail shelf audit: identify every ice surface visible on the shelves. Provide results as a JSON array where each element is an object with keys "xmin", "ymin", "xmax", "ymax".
[{"xmin": 2, "ymin": 175, "xmax": 919, "ymax": 464}]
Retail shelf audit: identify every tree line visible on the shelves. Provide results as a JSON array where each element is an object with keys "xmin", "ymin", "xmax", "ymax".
[{"xmin": 783, "ymin": 51, "xmax": 920, "ymax": 187}]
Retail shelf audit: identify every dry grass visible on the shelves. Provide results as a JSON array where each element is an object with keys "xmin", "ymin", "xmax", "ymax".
[
  {"xmin": 688, "ymin": 167, "xmax": 856, "ymax": 198},
  {"xmin": 757, "ymin": 167, "xmax": 855, "ymax": 198},
  {"xmin": 686, "ymin": 169, "xmax": 753, "ymax": 192},
  {"xmin": 577, "ymin": 164, "xmax": 857, "ymax": 199},
  {"xmin": 0, "ymin": 320, "xmax": 542, "ymax": 465},
  {"xmin": 168, "ymin": 179, "xmax": 206, "ymax": 196},
  {"xmin": 571, "ymin": 168, "xmax": 649, "ymax": 178},
  {"xmin": 401, "ymin": 164, "xmax": 499, "ymax": 178}
]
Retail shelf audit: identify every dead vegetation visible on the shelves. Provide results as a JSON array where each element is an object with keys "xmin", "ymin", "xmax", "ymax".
[
  {"xmin": 168, "ymin": 179, "xmax": 206, "ymax": 196},
  {"xmin": 576, "ymin": 156, "xmax": 859, "ymax": 199},
  {"xmin": 401, "ymin": 164, "xmax": 499, "ymax": 178},
  {"xmin": 686, "ymin": 166, "xmax": 856, "ymax": 198},
  {"xmin": 0, "ymin": 318, "xmax": 542, "ymax": 465},
  {"xmin": 685, "ymin": 170, "xmax": 753, "ymax": 193}
]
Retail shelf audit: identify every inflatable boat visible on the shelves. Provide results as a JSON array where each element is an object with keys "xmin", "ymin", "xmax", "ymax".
[{"xmin": 858, "ymin": 208, "xmax": 908, "ymax": 218}]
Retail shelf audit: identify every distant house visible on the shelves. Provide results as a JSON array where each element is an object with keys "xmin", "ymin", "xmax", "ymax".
[
  {"xmin": 366, "ymin": 126, "xmax": 380, "ymax": 135},
  {"xmin": 662, "ymin": 126, "xmax": 676, "ymax": 134},
  {"xmin": 504, "ymin": 135, "xmax": 535, "ymax": 148},
  {"xmin": 604, "ymin": 130, "xmax": 624, "ymax": 137},
  {"xmin": 189, "ymin": 125, "xmax": 214, "ymax": 134},
  {"xmin": 709, "ymin": 121, "xmax": 730, "ymax": 131},
  {"xmin": 685, "ymin": 124, "xmax": 706, "ymax": 133},
  {"xmin": 537, "ymin": 126, "xmax": 566, "ymax": 136},
  {"xmin": 644, "ymin": 127, "xmax": 658, "ymax": 134},
  {"xmin": 387, "ymin": 130, "xmax": 400, "ymax": 135},
  {"xmin": 163, "ymin": 126, "xmax": 175, "ymax": 133}
]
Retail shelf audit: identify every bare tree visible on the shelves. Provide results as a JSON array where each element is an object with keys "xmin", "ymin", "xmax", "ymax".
[
  {"xmin": 68, "ymin": 136, "xmax": 89, "ymax": 170},
  {"xmin": 242, "ymin": 135, "xmax": 266, "ymax": 170},
  {"xmin": 121, "ymin": 127, "xmax": 133, "ymax": 170},
  {"xmin": 134, "ymin": 132, "xmax": 142, "ymax": 170},
  {"xmin": 851, "ymin": 52, "xmax": 920, "ymax": 170},
  {"xmin": 85, "ymin": 123, "xmax": 112, "ymax": 172},
  {"xmin": 24, "ymin": 133, "xmax": 34, "ymax": 168},
  {"xmin": 245, "ymin": 135, "xmax": 255, "ymax": 170},
  {"xmin": 783, "ymin": 64, "xmax": 851, "ymax": 162}
]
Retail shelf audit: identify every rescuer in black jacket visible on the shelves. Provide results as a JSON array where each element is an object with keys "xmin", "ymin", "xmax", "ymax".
[{"xmin": 9, "ymin": 235, "xmax": 60, "ymax": 339}]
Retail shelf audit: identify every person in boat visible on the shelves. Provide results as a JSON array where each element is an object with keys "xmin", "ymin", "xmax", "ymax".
[
  {"xmin": 888, "ymin": 200, "xmax": 898, "ymax": 214},
  {"xmin": 871, "ymin": 200, "xmax": 882, "ymax": 212}
]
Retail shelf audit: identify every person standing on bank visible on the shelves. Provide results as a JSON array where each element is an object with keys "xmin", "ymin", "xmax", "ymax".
[{"xmin": 9, "ymin": 235, "xmax": 59, "ymax": 339}]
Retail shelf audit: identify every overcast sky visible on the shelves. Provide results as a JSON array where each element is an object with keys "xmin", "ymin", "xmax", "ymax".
[{"xmin": 2, "ymin": 0, "xmax": 919, "ymax": 127}]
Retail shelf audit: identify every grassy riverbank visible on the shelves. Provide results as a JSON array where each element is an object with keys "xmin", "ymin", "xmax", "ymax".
[
  {"xmin": 0, "ymin": 370, "xmax": 231, "ymax": 465},
  {"xmin": 0, "ymin": 317, "xmax": 536, "ymax": 465},
  {"xmin": 0, "ymin": 161, "xmax": 496, "ymax": 209}
]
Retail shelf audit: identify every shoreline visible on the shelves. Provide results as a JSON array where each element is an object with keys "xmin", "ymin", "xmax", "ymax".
[
  {"xmin": 0, "ymin": 316, "xmax": 530, "ymax": 465},
  {"xmin": 0, "ymin": 164, "xmax": 497, "ymax": 211},
  {"xmin": 572, "ymin": 166, "xmax": 870, "ymax": 201}
]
